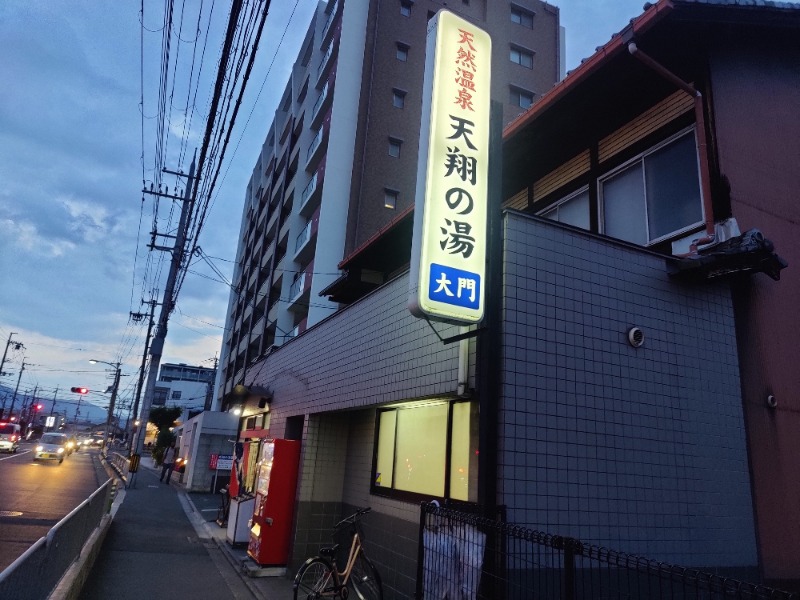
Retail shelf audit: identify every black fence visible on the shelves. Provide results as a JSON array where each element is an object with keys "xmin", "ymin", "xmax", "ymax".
[{"xmin": 416, "ymin": 502, "xmax": 799, "ymax": 599}]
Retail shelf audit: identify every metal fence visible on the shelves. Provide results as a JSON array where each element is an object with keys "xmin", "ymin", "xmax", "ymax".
[
  {"xmin": 0, "ymin": 478, "xmax": 113, "ymax": 600},
  {"xmin": 416, "ymin": 502, "xmax": 799, "ymax": 600}
]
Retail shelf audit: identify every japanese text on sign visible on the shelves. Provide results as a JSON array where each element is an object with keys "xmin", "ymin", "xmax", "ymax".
[{"xmin": 409, "ymin": 10, "xmax": 491, "ymax": 324}]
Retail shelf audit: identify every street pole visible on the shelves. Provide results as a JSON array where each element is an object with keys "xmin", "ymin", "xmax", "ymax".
[
  {"xmin": 131, "ymin": 157, "xmax": 196, "ymax": 488},
  {"xmin": 8, "ymin": 360, "xmax": 26, "ymax": 420},
  {"xmin": 128, "ymin": 297, "xmax": 157, "ymax": 453},
  {"xmin": 0, "ymin": 332, "xmax": 19, "ymax": 378},
  {"xmin": 104, "ymin": 365, "xmax": 121, "ymax": 450}
]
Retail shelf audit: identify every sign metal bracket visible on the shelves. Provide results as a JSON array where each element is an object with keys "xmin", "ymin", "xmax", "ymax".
[{"xmin": 424, "ymin": 316, "xmax": 485, "ymax": 345}]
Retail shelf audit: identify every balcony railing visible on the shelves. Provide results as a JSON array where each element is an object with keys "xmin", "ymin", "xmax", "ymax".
[
  {"xmin": 300, "ymin": 172, "xmax": 318, "ymax": 209},
  {"xmin": 289, "ymin": 272, "xmax": 306, "ymax": 301},
  {"xmin": 317, "ymin": 43, "xmax": 335, "ymax": 82},
  {"xmin": 295, "ymin": 220, "xmax": 313, "ymax": 255},
  {"xmin": 311, "ymin": 82, "xmax": 329, "ymax": 124},
  {"xmin": 306, "ymin": 128, "xmax": 323, "ymax": 165},
  {"xmin": 321, "ymin": 2, "xmax": 338, "ymax": 41}
]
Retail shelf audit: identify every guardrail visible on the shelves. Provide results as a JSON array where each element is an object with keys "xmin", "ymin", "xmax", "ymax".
[{"xmin": 0, "ymin": 478, "xmax": 113, "ymax": 600}]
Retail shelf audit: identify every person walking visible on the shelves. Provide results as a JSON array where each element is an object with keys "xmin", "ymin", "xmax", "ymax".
[{"xmin": 160, "ymin": 440, "xmax": 178, "ymax": 484}]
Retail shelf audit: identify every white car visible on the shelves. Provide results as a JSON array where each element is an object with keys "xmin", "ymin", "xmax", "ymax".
[
  {"xmin": 0, "ymin": 422, "xmax": 21, "ymax": 453},
  {"xmin": 33, "ymin": 433, "xmax": 68, "ymax": 464}
]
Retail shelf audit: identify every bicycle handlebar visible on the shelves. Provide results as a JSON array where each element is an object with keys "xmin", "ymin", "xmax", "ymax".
[{"xmin": 334, "ymin": 506, "xmax": 371, "ymax": 530}]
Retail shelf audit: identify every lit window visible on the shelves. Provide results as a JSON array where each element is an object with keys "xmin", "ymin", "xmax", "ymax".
[
  {"xmin": 400, "ymin": 0, "xmax": 411, "ymax": 17},
  {"xmin": 388, "ymin": 137, "xmax": 402, "ymax": 158},
  {"xmin": 539, "ymin": 188, "xmax": 590, "ymax": 230},
  {"xmin": 510, "ymin": 87, "xmax": 534, "ymax": 109},
  {"xmin": 601, "ymin": 129, "xmax": 704, "ymax": 245},
  {"xmin": 510, "ymin": 46, "xmax": 534, "ymax": 68},
  {"xmin": 384, "ymin": 189, "xmax": 398, "ymax": 209},
  {"xmin": 511, "ymin": 5, "xmax": 534, "ymax": 28},
  {"xmin": 392, "ymin": 89, "xmax": 406, "ymax": 108},
  {"xmin": 396, "ymin": 43, "xmax": 409, "ymax": 61},
  {"xmin": 373, "ymin": 400, "xmax": 478, "ymax": 500}
]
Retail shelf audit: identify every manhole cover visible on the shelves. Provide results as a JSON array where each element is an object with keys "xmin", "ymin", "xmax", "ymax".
[{"xmin": 0, "ymin": 511, "xmax": 23, "ymax": 517}]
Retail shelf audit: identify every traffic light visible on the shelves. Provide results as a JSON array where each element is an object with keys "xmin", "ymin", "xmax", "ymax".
[
  {"xmin": 71, "ymin": 387, "xmax": 89, "ymax": 394},
  {"xmin": 35, "ymin": 404, "xmax": 43, "ymax": 411}
]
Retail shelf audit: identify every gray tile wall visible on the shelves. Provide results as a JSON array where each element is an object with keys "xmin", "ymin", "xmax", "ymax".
[{"xmin": 502, "ymin": 212, "xmax": 757, "ymax": 568}]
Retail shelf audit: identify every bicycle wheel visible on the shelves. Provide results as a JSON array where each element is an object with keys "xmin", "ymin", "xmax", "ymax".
[
  {"xmin": 349, "ymin": 554, "xmax": 382, "ymax": 600},
  {"xmin": 294, "ymin": 556, "xmax": 338, "ymax": 600}
]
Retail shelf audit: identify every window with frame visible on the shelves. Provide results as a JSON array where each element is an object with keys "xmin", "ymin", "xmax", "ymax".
[
  {"xmin": 388, "ymin": 137, "xmax": 402, "ymax": 158},
  {"xmin": 540, "ymin": 187, "xmax": 590, "ymax": 230},
  {"xmin": 400, "ymin": 0, "xmax": 412, "ymax": 16},
  {"xmin": 510, "ymin": 46, "xmax": 534, "ymax": 68},
  {"xmin": 171, "ymin": 390, "xmax": 182, "ymax": 400},
  {"xmin": 392, "ymin": 88, "xmax": 406, "ymax": 108},
  {"xmin": 384, "ymin": 188, "xmax": 398, "ymax": 209},
  {"xmin": 600, "ymin": 128, "xmax": 703, "ymax": 245},
  {"xmin": 510, "ymin": 86, "xmax": 534, "ymax": 109},
  {"xmin": 511, "ymin": 5, "xmax": 534, "ymax": 28},
  {"xmin": 396, "ymin": 42, "xmax": 409, "ymax": 62},
  {"xmin": 373, "ymin": 400, "xmax": 478, "ymax": 501}
]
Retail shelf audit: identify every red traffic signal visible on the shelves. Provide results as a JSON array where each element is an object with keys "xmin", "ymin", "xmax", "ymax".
[
  {"xmin": 71, "ymin": 387, "xmax": 89, "ymax": 394},
  {"xmin": 35, "ymin": 404, "xmax": 43, "ymax": 411}
]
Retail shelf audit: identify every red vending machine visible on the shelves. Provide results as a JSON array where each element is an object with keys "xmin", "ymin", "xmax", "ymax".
[{"xmin": 247, "ymin": 438, "xmax": 301, "ymax": 566}]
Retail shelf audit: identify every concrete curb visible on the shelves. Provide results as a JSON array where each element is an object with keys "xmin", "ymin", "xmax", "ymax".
[{"xmin": 48, "ymin": 514, "xmax": 112, "ymax": 600}]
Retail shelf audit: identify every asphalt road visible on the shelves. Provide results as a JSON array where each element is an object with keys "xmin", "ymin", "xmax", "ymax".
[{"xmin": 0, "ymin": 440, "xmax": 108, "ymax": 572}]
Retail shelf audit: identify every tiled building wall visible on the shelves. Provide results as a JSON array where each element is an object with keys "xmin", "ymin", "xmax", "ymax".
[
  {"xmin": 253, "ymin": 274, "xmax": 471, "ymax": 598},
  {"xmin": 502, "ymin": 211, "xmax": 758, "ymax": 568}
]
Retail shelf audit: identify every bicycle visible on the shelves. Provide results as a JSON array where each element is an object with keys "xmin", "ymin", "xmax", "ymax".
[{"xmin": 293, "ymin": 506, "xmax": 383, "ymax": 600}]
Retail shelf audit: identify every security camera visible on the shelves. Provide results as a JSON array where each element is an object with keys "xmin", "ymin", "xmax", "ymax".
[{"xmin": 766, "ymin": 395, "xmax": 777, "ymax": 409}]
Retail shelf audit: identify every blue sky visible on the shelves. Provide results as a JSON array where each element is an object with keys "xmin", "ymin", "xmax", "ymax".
[{"xmin": 0, "ymin": 0, "xmax": 646, "ymax": 420}]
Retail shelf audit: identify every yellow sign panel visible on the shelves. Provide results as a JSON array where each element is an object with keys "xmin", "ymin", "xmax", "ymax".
[{"xmin": 409, "ymin": 10, "xmax": 491, "ymax": 324}]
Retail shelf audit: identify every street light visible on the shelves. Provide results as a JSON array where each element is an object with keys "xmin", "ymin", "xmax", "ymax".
[{"xmin": 90, "ymin": 359, "xmax": 121, "ymax": 451}]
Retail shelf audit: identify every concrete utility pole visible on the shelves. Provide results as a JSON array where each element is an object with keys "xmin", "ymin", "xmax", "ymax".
[
  {"xmin": 0, "ymin": 332, "xmax": 21, "ymax": 378},
  {"xmin": 8, "ymin": 359, "xmax": 26, "ymax": 420},
  {"xmin": 131, "ymin": 157, "xmax": 197, "ymax": 486},
  {"xmin": 49, "ymin": 386, "xmax": 58, "ymax": 430},
  {"xmin": 128, "ymin": 297, "xmax": 158, "ymax": 451}
]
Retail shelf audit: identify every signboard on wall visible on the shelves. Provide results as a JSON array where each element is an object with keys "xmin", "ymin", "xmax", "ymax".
[{"xmin": 409, "ymin": 10, "xmax": 491, "ymax": 324}]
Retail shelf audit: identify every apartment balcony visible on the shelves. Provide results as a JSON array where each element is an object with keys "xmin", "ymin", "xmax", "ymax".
[
  {"xmin": 321, "ymin": 1, "xmax": 339, "ymax": 48},
  {"xmin": 316, "ymin": 39, "xmax": 338, "ymax": 89},
  {"xmin": 293, "ymin": 218, "xmax": 318, "ymax": 264},
  {"xmin": 310, "ymin": 81, "xmax": 332, "ymax": 129},
  {"xmin": 299, "ymin": 170, "xmax": 323, "ymax": 216},
  {"xmin": 288, "ymin": 265, "xmax": 312, "ymax": 312},
  {"xmin": 305, "ymin": 128, "xmax": 326, "ymax": 172}
]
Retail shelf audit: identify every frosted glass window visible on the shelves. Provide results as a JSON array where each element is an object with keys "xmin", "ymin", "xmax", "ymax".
[
  {"xmin": 602, "ymin": 163, "xmax": 648, "ymax": 245},
  {"xmin": 542, "ymin": 189, "xmax": 590, "ymax": 230},
  {"xmin": 449, "ymin": 402, "xmax": 478, "ymax": 501},
  {"xmin": 375, "ymin": 411, "xmax": 396, "ymax": 488},
  {"xmin": 601, "ymin": 130, "xmax": 703, "ymax": 245},
  {"xmin": 394, "ymin": 404, "xmax": 447, "ymax": 496},
  {"xmin": 645, "ymin": 133, "xmax": 703, "ymax": 240}
]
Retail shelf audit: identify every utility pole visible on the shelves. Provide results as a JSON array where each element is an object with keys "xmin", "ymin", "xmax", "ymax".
[
  {"xmin": 22, "ymin": 384, "xmax": 37, "ymax": 423},
  {"xmin": 8, "ymin": 360, "xmax": 26, "ymax": 420},
  {"xmin": 105, "ymin": 366, "xmax": 121, "ymax": 448},
  {"xmin": 49, "ymin": 385, "xmax": 58, "ymax": 429},
  {"xmin": 129, "ymin": 297, "xmax": 158, "ymax": 451},
  {"xmin": 204, "ymin": 354, "xmax": 218, "ymax": 411},
  {"xmin": 0, "ymin": 332, "xmax": 22, "ymax": 378},
  {"xmin": 131, "ymin": 157, "xmax": 197, "ymax": 485}
]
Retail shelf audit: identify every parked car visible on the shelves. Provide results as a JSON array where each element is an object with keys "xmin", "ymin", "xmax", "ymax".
[
  {"xmin": 33, "ymin": 433, "xmax": 68, "ymax": 464},
  {"xmin": 0, "ymin": 422, "xmax": 21, "ymax": 453}
]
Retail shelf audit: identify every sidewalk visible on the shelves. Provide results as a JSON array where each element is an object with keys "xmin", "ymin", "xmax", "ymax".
[{"xmin": 80, "ymin": 455, "xmax": 296, "ymax": 600}]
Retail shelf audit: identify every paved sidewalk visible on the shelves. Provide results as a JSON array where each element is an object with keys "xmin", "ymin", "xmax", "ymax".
[{"xmin": 81, "ymin": 456, "xmax": 296, "ymax": 599}]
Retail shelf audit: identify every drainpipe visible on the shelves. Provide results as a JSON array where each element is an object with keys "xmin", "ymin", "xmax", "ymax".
[
  {"xmin": 457, "ymin": 330, "xmax": 469, "ymax": 396},
  {"xmin": 628, "ymin": 42, "xmax": 716, "ymax": 250}
]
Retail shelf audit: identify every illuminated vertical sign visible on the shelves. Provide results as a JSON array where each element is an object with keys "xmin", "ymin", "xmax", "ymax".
[{"xmin": 409, "ymin": 10, "xmax": 491, "ymax": 324}]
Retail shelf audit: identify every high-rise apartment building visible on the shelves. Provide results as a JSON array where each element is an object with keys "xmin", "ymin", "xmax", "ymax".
[{"xmin": 218, "ymin": 0, "xmax": 562, "ymax": 403}]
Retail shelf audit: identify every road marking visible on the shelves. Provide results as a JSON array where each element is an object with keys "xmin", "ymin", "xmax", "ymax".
[
  {"xmin": 200, "ymin": 508, "xmax": 218, "ymax": 512},
  {"xmin": 0, "ymin": 510, "xmax": 23, "ymax": 517},
  {"xmin": 0, "ymin": 450, "xmax": 30, "ymax": 461}
]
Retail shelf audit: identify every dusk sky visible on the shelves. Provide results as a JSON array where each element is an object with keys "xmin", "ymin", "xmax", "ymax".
[{"xmin": 0, "ymin": 0, "xmax": 646, "ymax": 421}]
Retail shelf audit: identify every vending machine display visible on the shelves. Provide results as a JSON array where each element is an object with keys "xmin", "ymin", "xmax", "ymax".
[{"xmin": 247, "ymin": 438, "xmax": 301, "ymax": 566}]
